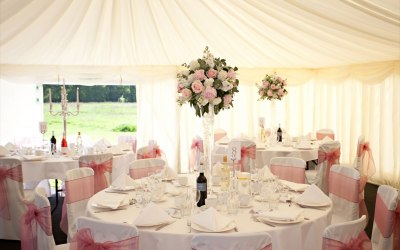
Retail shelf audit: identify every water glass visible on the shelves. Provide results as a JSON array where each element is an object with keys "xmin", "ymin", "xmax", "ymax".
[{"xmin": 227, "ymin": 193, "xmax": 239, "ymax": 215}]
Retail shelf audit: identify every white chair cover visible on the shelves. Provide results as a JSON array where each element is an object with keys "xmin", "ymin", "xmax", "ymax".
[
  {"xmin": 78, "ymin": 153, "xmax": 113, "ymax": 194},
  {"xmin": 328, "ymin": 165, "xmax": 360, "ymax": 224},
  {"xmin": 316, "ymin": 129, "xmax": 335, "ymax": 140},
  {"xmin": 64, "ymin": 167, "xmax": 94, "ymax": 241},
  {"xmin": 191, "ymin": 231, "xmax": 272, "ymax": 250},
  {"xmin": 269, "ymin": 157, "xmax": 306, "ymax": 183},
  {"xmin": 136, "ymin": 141, "xmax": 165, "ymax": 160},
  {"xmin": 129, "ymin": 158, "xmax": 166, "ymax": 179},
  {"xmin": 228, "ymin": 138, "xmax": 256, "ymax": 172},
  {"xmin": 323, "ymin": 215, "xmax": 371, "ymax": 249},
  {"xmin": 71, "ymin": 216, "xmax": 139, "ymax": 250},
  {"xmin": 315, "ymin": 141, "xmax": 341, "ymax": 194},
  {"xmin": 371, "ymin": 185, "xmax": 400, "ymax": 250},
  {"xmin": 0, "ymin": 158, "xmax": 33, "ymax": 240}
]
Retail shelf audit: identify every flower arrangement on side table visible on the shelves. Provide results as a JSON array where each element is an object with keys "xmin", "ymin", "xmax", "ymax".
[
  {"xmin": 256, "ymin": 73, "xmax": 288, "ymax": 101},
  {"xmin": 177, "ymin": 46, "xmax": 239, "ymax": 117}
]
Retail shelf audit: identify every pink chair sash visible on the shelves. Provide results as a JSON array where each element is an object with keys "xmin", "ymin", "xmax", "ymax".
[
  {"xmin": 270, "ymin": 164, "xmax": 305, "ymax": 183},
  {"xmin": 329, "ymin": 171, "xmax": 359, "ymax": 203},
  {"xmin": 60, "ymin": 175, "xmax": 94, "ymax": 234},
  {"xmin": 214, "ymin": 132, "xmax": 226, "ymax": 143},
  {"xmin": 20, "ymin": 203, "xmax": 52, "ymax": 250},
  {"xmin": 0, "ymin": 164, "xmax": 23, "ymax": 220},
  {"xmin": 322, "ymin": 231, "xmax": 371, "ymax": 250},
  {"xmin": 80, "ymin": 159, "xmax": 112, "ymax": 194},
  {"xmin": 357, "ymin": 142, "xmax": 376, "ymax": 178},
  {"xmin": 318, "ymin": 148, "xmax": 340, "ymax": 192},
  {"xmin": 238, "ymin": 145, "xmax": 256, "ymax": 172},
  {"xmin": 189, "ymin": 139, "xmax": 203, "ymax": 172},
  {"xmin": 129, "ymin": 166, "xmax": 164, "ymax": 179},
  {"xmin": 374, "ymin": 194, "xmax": 400, "ymax": 249},
  {"xmin": 70, "ymin": 227, "xmax": 139, "ymax": 250},
  {"xmin": 316, "ymin": 132, "xmax": 334, "ymax": 140},
  {"xmin": 260, "ymin": 244, "xmax": 272, "ymax": 250},
  {"xmin": 137, "ymin": 147, "xmax": 162, "ymax": 159}
]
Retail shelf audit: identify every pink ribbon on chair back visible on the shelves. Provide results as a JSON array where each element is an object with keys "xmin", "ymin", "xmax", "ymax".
[
  {"xmin": 322, "ymin": 230, "xmax": 371, "ymax": 250},
  {"xmin": 138, "ymin": 147, "xmax": 162, "ymax": 159},
  {"xmin": 70, "ymin": 227, "xmax": 139, "ymax": 250},
  {"xmin": 357, "ymin": 142, "xmax": 376, "ymax": 178},
  {"xmin": 270, "ymin": 164, "xmax": 305, "ymax": 184},
  {"xmin": 260, "ymin": 244, "xmax": 272, "ymax": 250},
  {"xmin": 329, "ymin": 171, "xmax": 359, "ymax": 203},
  {"xmin": 189, "ymin": 139, "xmax": 203, "ymax": 171},
  {"xmin": 316, "ymin": 132, "xmax": 334, "ymax": 140},
  {"xmin": 80, "ymin": 159, "xmax": 112, "ymax": 194},
  {"xmin": 129, "ymin": 166, "xmax": 164, "ymax": 179},
  {"xmin": 374, "ymin": 193, "xmax": 400, "ymax": 250},
  {"xmin": 0, "ymin": 164, "xmax": 23, "ymax": 220},
  {"xmin": 20, "ymin": 203, "xmax": 52, "ymax": 250},
  {"xmin": 318, "ymin": 148, "xmax": 340, "ymax": 192},
  {"xmin": 238, "ymin": 145, "xmax": 256, "ymax": 172}
]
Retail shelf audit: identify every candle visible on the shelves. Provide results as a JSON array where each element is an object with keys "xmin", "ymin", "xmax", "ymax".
[
  {"xmin": 77, "ymin": 87, "xmax": 79, "ymax": 103},
  {"xmin": 49, "ymin": 89, "xmax": 52, "ymax": 104}
]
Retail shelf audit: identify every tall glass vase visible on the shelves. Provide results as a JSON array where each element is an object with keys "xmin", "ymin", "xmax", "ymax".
[{"xmin": 202, "ymin": 104, "xmax": 215, "ymax": 183}]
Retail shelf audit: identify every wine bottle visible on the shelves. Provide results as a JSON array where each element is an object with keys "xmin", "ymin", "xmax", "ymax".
[
  {"xmin": 196, "ymin": 166, "xmax": 207, "ymax": 207},
  {"xmin": 50, "ymin": 131, "xmax": 57, "ymax": 155},
  {"xmin": 61, "ymin": 132, "xmax": 68, "ymax": 155},
  {"xmin": 277, "ymin": 124, "xmax": 282, "ymax": 142},
  {"xmin": 76, "ymin": 131, "xmax": 83, "ymax": 153},
  {"xmin": 220, "ymin": 155, "xmax": 230, "ymax": 191}
]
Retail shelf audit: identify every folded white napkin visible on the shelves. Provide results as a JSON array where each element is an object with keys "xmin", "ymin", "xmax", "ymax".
[
  {"xmin": 5, "ymin": 142, "xmax": 17, "ymax": 151},
  {"xmin": 0, "ymin": 146, "xmax": 9, "ymax": 156},
  {"xmin": 322, "ymin": 136, "xmax": 333, "ymax": 142},
  {"xmin": 260, "ymin": 166, "xmax": 274, "ymax": 180},
  {"xmin": 258, "ymin": 207, "xmax": 304, "ymax": 221},
  {"xmin": 164, "ymin": 166, "xmax": 178, "ymax": 179},
  {"xmin": 192, "ymin": 207, "xmax": 234, "ymax": 232},
  {"xmin": 112, "ymin": 174, "xmax": 126, "ymax": 189},
  {"xmin": 94, "ymin": 138, "xmax": 112, "ymax": 148},
  {"xmin": 95, "ymin": 196, "xmax": 129, "ymax": 209},
  {"xmin": 134, "ymin": 202, "xmax": 174, "ymax": 226},
  {"xmin": 294, "ymin": 184, "xmax": 331, "ymax": 205},
  {"xmin": 280, "ymin": 180, "xmax": 309, "ymax": 192}
]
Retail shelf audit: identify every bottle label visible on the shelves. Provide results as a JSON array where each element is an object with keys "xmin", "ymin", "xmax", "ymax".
[{"xmin": 197, "ymin": 183, "xmax": 207, "ymax": 192}]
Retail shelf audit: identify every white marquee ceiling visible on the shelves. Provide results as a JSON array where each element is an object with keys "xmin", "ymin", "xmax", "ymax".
[{"xmin": 0, "ymin": 0, "xmax": 399, "ymax": 72}]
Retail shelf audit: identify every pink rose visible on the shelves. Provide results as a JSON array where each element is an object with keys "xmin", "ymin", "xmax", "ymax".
[
  {"xmin": 191, "ymin": 80, "xmax": 204, "ymax": 94},
  {"xmin": 283, "ymin": 80, "xmax": 287, "ymax": 86},
  {"xmin": 262, "ymin": 81, "xmax": 269, "ymax": 88},
  {"xmin": 267, "ymin": 90, "xmax": 273, "ymax": 97},
  {"xmin": 277, "ymin": 76, "xmax": 283, "ymax": 83},
  {"xmin": 270, "ymin": 84, "xmax": 276, "ymax": 90},
  {"xmin": 194, "ymin": 69, "xmax": 206, "ymax": 80},
  {"xmin": 278, "ymin": 88, "xmax": 284, "ymax": 96},
  {"xmin": 223, "ymin": 94, "xmax": 232, "ymax": 107},
  {"xmin": 203, "ymin": 86, "xmax": 217, "ymax": 100},
  {"xmin": 181, "ymin": 88, "xmax": 192, "ymax": 99},
  {"xmin": 177, "ymin": 83, "xmax": 184, "ymax": 93},
  {"xmin": 227, "ymin": 70, "xmax": 236, "ymax": 79},
  {"xmin": 207, "ymin": 69, "xmax": 217, "ymax": 79},
  {"xmin": 259, "ymin": 90, "xmax": 264, "ymax": 96}
]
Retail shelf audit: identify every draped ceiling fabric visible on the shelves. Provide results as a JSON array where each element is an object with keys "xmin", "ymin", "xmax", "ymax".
[{"xmin": 0, "ymin": 0, "xmax": 399, "ymax": 185}]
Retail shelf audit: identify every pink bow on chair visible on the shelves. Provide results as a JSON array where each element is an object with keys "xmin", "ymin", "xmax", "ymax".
[
  {"xmin": 357, "ymin": 142, "xmax": 376, "ymax": 178},
  {"xmin": 20, "ymin": 203, "xmax": 52, "ymax": 250},
  {"xmin": 140, "ymin": 146, "xmax": 162, "ymax": 159},
  {"xmin": 238, "ymin": 145, "xmax": 256, "ymax": 172},
  {"xmin": 80, "ymin": 159, "xmax": 112, "ymax": 193},
  {"xmin": 323, "ymin": 231, "xmax": 371, "ymax": 250},
  {"xmin": 318, "ymin": 148, "xmax": 340, "ymax": 191},
  {"xmin": 189, "ymin": 139, "xmax": 203, "ymax": 172},
  {"xmin": 70, "ymin": 228, "xmax": 139, "ymax": 250},
  {"xmin": 0, "ymin": 165, "xmax": 23, "ymax": 220}
]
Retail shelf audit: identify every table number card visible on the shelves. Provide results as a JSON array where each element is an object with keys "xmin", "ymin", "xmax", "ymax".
[{"xmin": 228, "ymin": 141, "xmax": 241, "ymax": 161}]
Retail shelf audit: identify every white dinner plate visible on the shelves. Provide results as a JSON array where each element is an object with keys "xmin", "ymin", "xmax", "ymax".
[
  {"xmin": 191, "ymin": 222, "xmax": 236, "ymax": 233},
  {"xmin": 92, "ymin": 202, "xmax": 129, "ymax": 210},
  {"xmin": 296, "ymin": 147, "xmax": 313, "ymax": 150},
  {"xmin": 295, "ymin": 201, "xmax": 331, "ymax": 208},
  {"xmin": 257, "ymin": 216, "xmax": 304, "ymax": 225},
  {"xmin": 109, "ymin": 185, "xmax": 136, "ymax": 191}
]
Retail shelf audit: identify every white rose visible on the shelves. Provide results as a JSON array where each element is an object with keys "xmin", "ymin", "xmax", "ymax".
[
  {"xmin": 221, "ymin": 80, "xmax": 233, "ymax": 91},
  {"xmin": 198, "ymin": 96, "xmax": 209, "ymax": 106},
  {"xmin": 218, "ymin": 70, "xmax": 228, "ymax": 81},
  {"xmin": 206, "ymin": 58, "xmax": 215, "ymax": 68},
  {"xmin": 204, "ymin": 78, "xmax": 214, "ymax": 87},
  {"xmin": 182, "ymin": 70, "xmax": 190, "ymax": 76},
  {"xmin": 189, "ymin": 60, "xmax": 200, "ymax": 70},
  {"xmin": 212, "ymin": 97, "xmax": 222, "ymax": 105},
  {"xmin": 187, "ymin": 74, "xmax": 195, "ymax": 84}
]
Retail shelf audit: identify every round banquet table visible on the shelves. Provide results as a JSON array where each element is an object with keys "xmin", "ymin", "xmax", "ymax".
[
  {"xmin": 86, "ymin": 179, "xmax": 332, "ymax": 250},
  {"xmin": 215, "ymin": 141, "xmax": 318, "ymax": 168}
]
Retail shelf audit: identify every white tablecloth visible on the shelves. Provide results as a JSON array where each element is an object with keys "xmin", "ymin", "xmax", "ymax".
[
  {"xmin": 86, "ymin": 180, "xmax": 332, "ymax": 250},
  {"xmin": 20, "ymin": 152, "xmax": 135, "ymax": 182}
]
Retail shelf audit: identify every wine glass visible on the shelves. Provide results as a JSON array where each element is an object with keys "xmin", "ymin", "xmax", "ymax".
[{"xmin": 39, "ymin": 122, "xmax": 47, "ymax": 149}]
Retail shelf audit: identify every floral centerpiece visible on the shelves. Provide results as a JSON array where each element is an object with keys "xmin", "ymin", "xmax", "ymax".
[
  {"xmin": 256, "ymin": 73, "xmax": 288, "ymax": 101},
  {"xmin": 177, "ymin": 46, "xmax": 239, "ymax": 117}
]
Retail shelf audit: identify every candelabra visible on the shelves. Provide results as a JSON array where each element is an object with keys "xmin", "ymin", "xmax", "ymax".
[{"xmin": 48, "ymin": 78, "xmax": 80, "ymax": 136}]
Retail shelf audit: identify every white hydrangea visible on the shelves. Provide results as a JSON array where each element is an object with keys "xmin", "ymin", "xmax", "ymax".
[
  {"xmin": 204, "ymin": 78, "xmax": 214, "ymax": 87},
  {"xmin": 189, "ymin": 60, "xmax": 200, "ymax": 70},
  {"xmin": 218, "ymin": 70, "xmax": 228, "ymax": 81},
  {"xmin": 187, "ymin": 74, "xmax": 195, "ymax": 84},
  {"xmin": 198, "ymin": 96, "xmax": 209, "ymax": 106},
  {"xmin": 205, "ymin": 58, "xmax": 215, "ymax": 68},
  {"xmin": 212, "ymin": 97, "xmax": 222, "ymax": 105},
  {"xmin": 182, "ymin": 70, "xmax": 190, "ymax": 76},
  {"xmin": 221, "ymin": 80, "xmax": 233, "ymax": 91}
]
